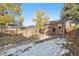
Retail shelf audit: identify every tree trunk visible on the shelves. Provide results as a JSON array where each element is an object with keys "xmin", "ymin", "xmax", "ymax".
[
  {"xmin": 16, "ymin": 28, "xmax": 17, "ymax": 36},
  {"xmin": 0, "ymin": 28, "xmax": 3, "ymax": 37}
]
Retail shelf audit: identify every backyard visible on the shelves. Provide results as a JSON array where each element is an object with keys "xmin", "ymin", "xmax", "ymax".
[{"xmin": 0, "ymin": 3, "xmax": 79, "ymax": 56}]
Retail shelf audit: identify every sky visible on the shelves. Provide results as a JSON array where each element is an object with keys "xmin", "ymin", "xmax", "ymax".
[{"xmin": 21, "ymin": 3, "xmax": 64, "ymax": 26}]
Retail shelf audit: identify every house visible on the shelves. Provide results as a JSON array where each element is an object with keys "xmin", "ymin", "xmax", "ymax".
[{"xmin": 46, "ymin": 21, "xmax": 65, "ymax": 36}]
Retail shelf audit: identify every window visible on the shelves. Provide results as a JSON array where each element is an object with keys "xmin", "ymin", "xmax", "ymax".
[
  {"xmin": 52, "ymin": 28, "xmax": 56, "ymax": 32},
  {"xmin": 58, "ymin": 26, "xmax": 61, "ymax": 29}
]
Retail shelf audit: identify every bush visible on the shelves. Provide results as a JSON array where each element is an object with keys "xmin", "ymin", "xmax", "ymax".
[{"xmin": 29, "ymin": 34, "xmax": 40, "ymax": 41}]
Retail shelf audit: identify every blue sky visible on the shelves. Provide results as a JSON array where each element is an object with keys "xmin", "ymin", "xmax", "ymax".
[{"xmin": 21, "ymin": 3, "xmax": 64, "ymax": 26}]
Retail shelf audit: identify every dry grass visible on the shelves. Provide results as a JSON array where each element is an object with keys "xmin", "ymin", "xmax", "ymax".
[{"xmin": 0, "ymin": 33, "xmax": 29, "ymax": 47}]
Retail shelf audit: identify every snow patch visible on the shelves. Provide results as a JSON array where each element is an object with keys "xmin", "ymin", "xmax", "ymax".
[{"xmin": 0, "ymin": 38, "xmax": 69, "ymax": 56}]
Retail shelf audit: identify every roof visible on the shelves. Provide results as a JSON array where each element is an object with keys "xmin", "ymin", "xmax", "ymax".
[{"xmin": 21, "ymin": 25, "xmax": 35, "ymax": 29}]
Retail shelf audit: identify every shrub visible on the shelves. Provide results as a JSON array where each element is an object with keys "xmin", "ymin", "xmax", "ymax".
[{"xmin": 29, "ymin": 34, "xmax": 40, "ymax": 41}]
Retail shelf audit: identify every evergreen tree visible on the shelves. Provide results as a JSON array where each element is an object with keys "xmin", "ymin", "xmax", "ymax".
[
  {"xmin": 61, "ymin": 3, "xmax": 79, "ymax": 20},
  {"xmin": 61, "ymin": 3, "xmax": 79, "ymax": 29}
]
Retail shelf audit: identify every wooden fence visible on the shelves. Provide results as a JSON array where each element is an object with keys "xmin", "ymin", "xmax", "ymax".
[{"xmin": 64, "ymin": 28, "xmax": 79, "ymax": 56}]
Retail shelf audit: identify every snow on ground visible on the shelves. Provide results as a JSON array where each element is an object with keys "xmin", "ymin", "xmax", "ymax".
[{"xmin": 0, "ymin": 37, "xmax": 69, "ymax": 56}]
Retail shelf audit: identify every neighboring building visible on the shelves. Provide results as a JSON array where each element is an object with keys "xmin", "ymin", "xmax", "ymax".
[{"xmin": 47, "ymin": 21, "xmax": 65, "ymax": 36}]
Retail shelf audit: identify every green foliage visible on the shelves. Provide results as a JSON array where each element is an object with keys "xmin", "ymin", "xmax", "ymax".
[
  {"xmin": 19, "ymin": 16, "xmax": 24, "ymax": 26},
  {"xmin": 33, "ymin": 10, "xmax": 49, "ymax": 33},
  {"xmin": 72, "ymin": 24, "xmax": 79, "ymax": 30},
  {"xmin": 0, "ymin": 3, "xmax": 22, "ymax": 28},
  {"xmin": 61, "ymin": 3, "xmax": 79, "ymax": 20},
  {"xmin": 61, "ymin": 3, "xmax": 79, "ymax": 31},
  {"xmin": 10, "ymin": 4, "xmax": 21, "ymax": 15}
]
